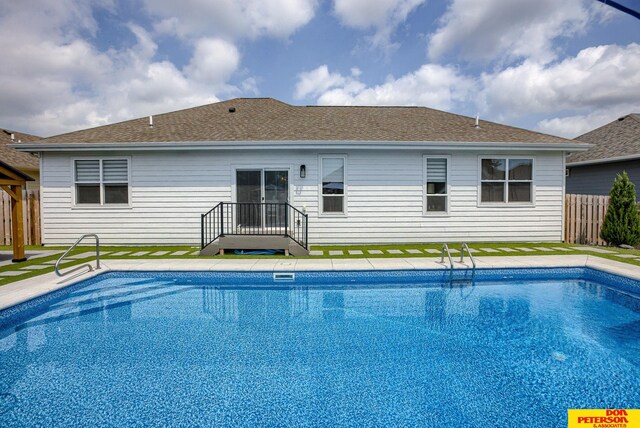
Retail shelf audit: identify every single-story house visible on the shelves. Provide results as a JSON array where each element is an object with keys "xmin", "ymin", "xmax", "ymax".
[
  {"xmin": 14, "ymin": 98, "xmax": 588, "ymax": 252},
  {"xmin": 566, "ymin": 114, "xmax": 640, "ymax": 197},
  {"xmin": 1, "ymin": 129, "xmax": 41, "ymax": 190}
]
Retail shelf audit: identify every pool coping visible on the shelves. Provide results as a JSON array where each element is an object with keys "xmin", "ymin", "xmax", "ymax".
[{"xmin": 1, "ymin": 254, "xmax": 640, "ymax": 312}]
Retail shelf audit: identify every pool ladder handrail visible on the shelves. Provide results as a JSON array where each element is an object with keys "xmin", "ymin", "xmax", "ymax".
[
  {"xmin": 55, "ymin": 234, "xmax": 100, "ymax": 277},
  {"xmin": 459, "ymin": 243, "xmax": 476, "ymax": 269},
  {"xmin": 440, "ymin": 243, "xmax": 454, "ymax": 270},
  {"xmin": 441, "ymin": 242, "xmax": 477, "ymax": 285}
]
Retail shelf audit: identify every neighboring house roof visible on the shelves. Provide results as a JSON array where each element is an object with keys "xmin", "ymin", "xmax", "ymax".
[
  {"xmin": 567, "ymin": 114, "xmax": 640, "ymax": 166},
  {"xmin": 0, "ymin": 159, "xmax": 35, "ymax": 182},
  {"xmin": 1, "ymin": 129, "xmax": 40, "ymax": 171},
  {"xmin": 21, "ymin": 98, "xmax": 575, "ymax": 147}
]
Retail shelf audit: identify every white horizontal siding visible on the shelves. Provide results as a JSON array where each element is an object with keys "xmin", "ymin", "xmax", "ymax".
[
  {"xmin": 40, "ymin": 149, "xmax": 564, "ymax": 245},
  {"xmin": 309, "ymin": 150, "xmax": 563, "ymax": 244}
]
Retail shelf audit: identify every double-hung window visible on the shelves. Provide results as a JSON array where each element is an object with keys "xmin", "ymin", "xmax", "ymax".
[
  {"xmin": 75, "ymin": 159, "xmax": 129, "ymax": 205},
  {"xmin": 480, "ymin": 157, "xmax": 533, "ymax": 204},
  {"xmin": 320, "ymin": 156, "xmax": 345, "ymax": 214},
  {"xmin": 425, "ymin": 156, "xmax": 449, "ymax": 213}
]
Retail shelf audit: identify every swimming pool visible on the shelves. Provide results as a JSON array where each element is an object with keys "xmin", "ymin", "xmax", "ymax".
[{"xmin": 0, "ymin": 268, "xmax": 638, "ymax": 427}]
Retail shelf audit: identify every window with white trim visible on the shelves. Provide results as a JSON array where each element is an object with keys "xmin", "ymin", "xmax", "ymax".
[
  {"xmin": 480, "ymin": 158, "xmax": 533, "ymax": 203},
  {"xmin": 320, "ymin": 156, "xmax": 345, "ymax": 213},
  {"xmin": 425, "ymin": 157, "xmax": 448, "ymax": 213},
  {"xmin": 75, "ymin": 159, "xmax": 129, "ymax": 205}
]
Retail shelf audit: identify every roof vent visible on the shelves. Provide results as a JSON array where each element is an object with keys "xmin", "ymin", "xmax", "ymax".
[
  {"xmin": 228, "ymin": 107, "xmax": 236, "ymax": 113},
  {"xmin": 10, "ymin": 133, "xmax": 15, "ymax": 141},
  {"xmin": 149, "ymin": 115, "xmax": 154, "ymax": 128},
  {"xmin": 474, "ymin": 114, "xmax": 480, "ymax": 129}
]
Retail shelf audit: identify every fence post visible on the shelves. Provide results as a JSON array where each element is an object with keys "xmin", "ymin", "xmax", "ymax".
[
  {"xmin": 569, "ymin": 195, "xmax": 578, "ymax": 244},
  {"xmin": 587, "ymin": 194, "xmax": 593, "ymax": 244},
  {"xmin": 31, "ymin": 191, "xmax": 41, "ymax": 245},
  {"xmin": 600, "ymin": 196, "xmax": 607, "ymax": 245}
]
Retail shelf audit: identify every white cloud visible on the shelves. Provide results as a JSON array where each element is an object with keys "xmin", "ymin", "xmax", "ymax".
[
  {"xmin": 333, "ymin": 0, "xmax": 425, "ymax": 52},
  {"xmin": 185, "ymin": 38, "xmax": 240, "ymax": 85},
  {"xmin": 0, "ymin": 2, "xmax": 246, "ymax": 136},
  {"xmin": 146, "ymin": 0, "xmax": 318, "ymax": 40},
  {"xmin": 428, "ymin": 0, "xmax": 590, "ymax": 63},
  {"xmin": 334, "ymin": 0, "xmax": 423, "ymax": 29},
  {"xmin": 240, "ymin": 77, "xmax": 260, "ymax": 95},
  {"xmin": 537, "ymin": 108, "xmax": 637, "ymax": 138},
  {"xmin": 0, "ymin": 1, "xmax": 113, "ymax": 130},
  {"xmin": 479, "ymin": 43, "xmax": 640, "ymax": 128},
  {"xmin": 294, "ymin": 65, "xmax": 351, "ymax": 99},
  {"xmin": 0, "ymin": 0, "xmax": 112, "ymax": 40},
  {"xmin": 295, "ymin": 64, "xmax": 473, "ymax": 110},
  {"xmin": 297, "ymin": 43, "xmax": 640, "ymax": 138},
  {"xmin": 474, "ymin": 43, "xmax": 640, "ymax": 137}
]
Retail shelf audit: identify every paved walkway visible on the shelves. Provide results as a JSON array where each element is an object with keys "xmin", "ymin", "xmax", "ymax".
[
  {"xmin": 3, "ymin": 243, "xmax": 640, "ymax": 291},
  {"xmin": 2, "ymin": 254, "xmax": 640, "ymax": 312},
  {"xmin": 0, "ymin": 250, "xmax": 63, "ymax": 267}
]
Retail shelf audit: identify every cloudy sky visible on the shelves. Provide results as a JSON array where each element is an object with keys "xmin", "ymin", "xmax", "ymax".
[{"xmin": 0, "ymin": 0, "xmax": 638, "ymax": 138}]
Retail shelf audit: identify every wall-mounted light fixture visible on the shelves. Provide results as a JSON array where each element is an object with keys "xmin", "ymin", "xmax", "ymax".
[{"xmin": 300, "ymin": 164, "xmax": 306, "ymax": 178}]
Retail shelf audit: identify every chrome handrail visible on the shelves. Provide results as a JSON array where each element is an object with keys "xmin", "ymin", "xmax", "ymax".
[
  {"xmin": 55, "ymin": 234, "xmax": 100, "ymax": 277},
  {"xmin": 440, "ymin": 243, "xmax": 453, "ymax": 270},
  {"xmin": 459, "ymin": 243, "xmax": 476, "ymax": 269}
]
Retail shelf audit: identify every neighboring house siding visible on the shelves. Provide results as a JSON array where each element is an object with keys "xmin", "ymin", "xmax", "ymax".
[
  {"xmin": 40, "ymin": 150, "xmax": 564, "ymax": 245},
  {"xmin": 566, "ymin": 159, "xmax": 640, "ymax": 197},
  {"xmin": 24, "ymin": 170, "xmax": 40, "ymax": 191}
]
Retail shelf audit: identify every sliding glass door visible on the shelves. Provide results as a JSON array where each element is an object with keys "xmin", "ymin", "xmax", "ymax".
[
  {"xmin": 236, "ymin": 170, "xmax": 262, "ymax": 227},
  {"xmin": 236, "ymin": 169, "xmax": 289, "ymax": 229}
]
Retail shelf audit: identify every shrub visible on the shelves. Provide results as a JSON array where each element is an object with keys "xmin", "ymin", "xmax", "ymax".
[{"xmin": 600, "ymin": 171, "xmax": 640, "ymax": 246}]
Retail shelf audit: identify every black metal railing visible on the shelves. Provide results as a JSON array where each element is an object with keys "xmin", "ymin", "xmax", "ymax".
[{"xmin": 201, "ymin": 202, "xmax": 308, "ymax": 250}]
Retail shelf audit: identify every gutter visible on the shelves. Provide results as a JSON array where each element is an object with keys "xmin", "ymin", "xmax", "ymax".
[
  {"xmin": 11, "ymin": 140, "xmax": 592, "ymax": 152},
  {"xmin": 567, "ymin": 153, "xmax": 640, "ymax": 167}
]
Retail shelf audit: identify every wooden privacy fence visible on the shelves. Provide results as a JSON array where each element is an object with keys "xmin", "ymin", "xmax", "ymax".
[
  {"xmin": 565, "ymin": 194, "xmax": 609, "ymax": 245},
  {"xmin": 0, "ymin": 190, "xmax": 41, "ymax": 245}
]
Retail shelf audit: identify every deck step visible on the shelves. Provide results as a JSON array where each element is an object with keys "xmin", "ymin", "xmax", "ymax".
[{"xmin": 200, "ymin": 236, "xmax": 309, "ymax": 256}]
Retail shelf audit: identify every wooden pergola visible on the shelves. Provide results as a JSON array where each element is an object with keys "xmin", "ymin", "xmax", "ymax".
[{"xmin": 0, "ymin": 160, "xmax": 34, "ymax": 262}]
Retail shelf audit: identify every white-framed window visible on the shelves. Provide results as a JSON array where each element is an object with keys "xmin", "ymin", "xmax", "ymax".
[
  {"xmin": 424, "ymin": 156, "xmax": 449, "ymax": 214},
  {"xmin": 320, "ymin": 155, "xmax": 346, "ymax": 214},
  {"xmin": 480, "ymin": 157, "xmax": 533, "ymax": 204},
  {"xmin": 74, "ymin": 158, "xmax": 130, "ymax": 205}
]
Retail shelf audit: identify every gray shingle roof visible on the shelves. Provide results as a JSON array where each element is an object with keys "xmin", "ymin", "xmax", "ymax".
[
  {"xmin": 0, "ymin": 129, "xmax": 40, "ymax": 171},
  {"xmin": 27, "ymin": 98, "xmax": 573, "ymax": 145},
  {"xmin": 567, "ymin": 114, "xmax": 640, "ymax": 164},
  {"xmin": 0, "ymin": 160, "xmax": 35, "ymax": 182}
]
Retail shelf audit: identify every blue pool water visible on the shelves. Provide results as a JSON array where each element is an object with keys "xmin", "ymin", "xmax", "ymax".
[{"xmin": 0, "ymin": 268, "xmax": 638, "ymax": 427}]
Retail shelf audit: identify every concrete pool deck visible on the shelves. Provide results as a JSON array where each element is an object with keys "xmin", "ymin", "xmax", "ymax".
[{"xmin": 1, "ymin": 254, "xmax": 640, "ymax": 312}]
